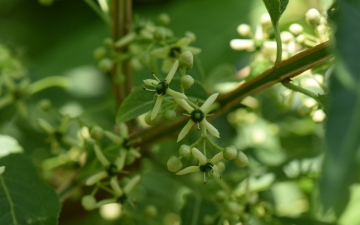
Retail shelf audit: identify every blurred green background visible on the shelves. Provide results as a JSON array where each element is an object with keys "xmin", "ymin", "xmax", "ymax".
[{"xmin": 3, "ymin": 0, "xmax": 360, "ymax": 225}]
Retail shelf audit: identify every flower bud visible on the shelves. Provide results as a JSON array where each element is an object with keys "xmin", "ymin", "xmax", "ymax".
[
  {"xmin": 164, "ymin": 109, "xmax": 176, "ymax": 120},
  {"xmin": 233, "ymin": 151, "xmax": 248, "ymax": 168},
  {"xmin": 179, "ymin": 51, "xmax": 193, "ymax": 70},
  {"xmin": 216, "ymin": 162, "xmax": 225, "ymax": 173},
  {"xmin": 90, "ymin": 126, "xmax": 104, "ymax": 140},
  {"xmin": 260, "ymin": 13, "xmax": 272, "ymax": 29},
  {"xmin": 179, "ymin": 144, "xmax": 191, "ymax": 158},
  {"xmin": 81, "ymin": 195, "xmax": 97, "ymax": 210},
  {"xmin": 216, "ymin": 190, "xmax": 227, "ymax": 202},
  {"xmin": 237, "ymin": 24, "xmax": 252, "ymax": 37},
  {"xmin": 289, "ymin": 24, "xmax": 303, "ymax": 36},
  {"xmin": 223, "ymin": 146, "xmax": 237, "ymax": 160},
  {"xmin": 145, "ymin": 110, "xmax": 161, "ymax": 125},
  {"xmin": 306, "ymin": 8, "xmax": 321, "ymax": 25},
  {"xmin": 167, "ymin": 156, "xmax": 183, "ymax": 172},
  {"xmin": 157, "ymin": 13, "xmax": 171, "ymax": 25},
  {"xmin": 145, "ymin": 205, "xmax": 158, "ymax": 217},
  {"xmin": 280, "ymin": 31, "xmax": 294, "ymax": 44},
  {"xmin": 38, "ymin": 99, "xmax": 52, "ymax": 112},
  {"xmin": 154, "ymin": 27, "xmax": 167, "ymax": 41},
  {"xmin": 103, "ymin": 38, "xmax": 113, "ymax": 47},
  {"xmin": 94, "ymin": 47, "xmax": 107, "ymax": 61},
  {"xmin": 98, "ymin": 58, "xmax": 113, "ymax": 73},
  {"xmin": 203, "ymin": 215, "xmax": 214, "ymax": 225},
  {"xmin": 181, "ymin": 75, "xmax": 194, "ymax": 89}
]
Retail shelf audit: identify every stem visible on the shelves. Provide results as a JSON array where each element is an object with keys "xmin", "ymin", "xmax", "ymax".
[
  {"xmin": 180, "ymin": 66, "xmax": 186, "ymax": 94},
  {"xmin": 133, "ymin": 41, "xmax": 332, "ymax": 148},
  {"xmin": 281, "ymin": 80, "xmax": 320, "ymax": 101},
  {"xmin": 274, "ymin": 22, "xmax": 282, "ymax": 64},
  {"xmin": 28, "ymin": 76, "xmax": 71, "ymax": 94}
]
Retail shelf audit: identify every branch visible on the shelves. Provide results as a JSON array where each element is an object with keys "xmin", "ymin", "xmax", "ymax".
[{"xmin": 133, "ymin": 41, "xmax": 333, "ymax": 148}]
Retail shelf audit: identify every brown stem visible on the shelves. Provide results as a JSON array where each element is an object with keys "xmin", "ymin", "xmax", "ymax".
[
  {"xmin": 133, "ymin": 41, "xmax": 333, "ymax": 148},
  {"xmin": 111, "ymin": 0, "xmax": 133, "ymax": 109}
]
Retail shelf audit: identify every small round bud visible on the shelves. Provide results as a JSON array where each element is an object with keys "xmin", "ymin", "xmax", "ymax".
[
  {"xmin": 157, "ymin": 13, "xmax": 171, "ymax": 25},
  {"xmin": 145, "ymin": 205, "xmax": 158, "ymax": 218},
  {"xmin": 280, "ymin": 31, "xmax": 294, "ymax": 44},
  {"xmin": 226, "ymin": 201, "xmax": 242, "ymax": 214},
  {"xmin": 233, "ymin": 151, "xmax": 248, "ymax": 168},
  {"xmin": 167, "ymin": 156, "xmax": 183, "ymax": 172},
  {"xmin": 185, "ymin": 31, "xmax": 196, "ymax": 42},
  {"xmin": 38, "ymin": 99, "xmax": 52, "ymax": 111},
  {"xmin": 103, "ymin": 38, "xmax": 113, "ymax": 47},
  {"xmin": 179, "ymin": 51, "xmax": 193, "ymax": 70},
  {"xmin": 145, "ymin": 110, "xmax": 161, "ymax": 125},
  {"xmin": 164, "ymin": 109, "xmax": 176, "ymax": 120},
  {"xmin": 154, "ymin": 27, "xmax": 167, "ymax": 41},
  {"xmin": 98, "ymin": 58, "xmax": 113, "ymax": 73},
  {"xmin": 90, "ymin": 126, "xmax": 104, "ymax": 140},
  {"xmin": 216, "ymin": 190, "xmax": 227, "ymax": 202},
  {"xmin": 296, "ymin": 34, "xmax": 306, "ymax": 43},
  {"xmin": 94, "ymin": 47, "xmax": 107, "ymax": 61},
  {"xmin": 139, "ymin": 53, "xmax": 151, "ymax": 65},
  {"xmin": 81, "ymin": 195, "xmax": 97, "ymax": 210},
  {"xmin": 237, "ymin": 24, "xmax": 252, "ymax": 37},
  {"xmin": 181, "ymin": 75, "xmax": 194, "ymax": 89},
  {"xmin": 216, "ymin": 162, "xmax": 225, "ymax": 173},
  {"xmin": 289, "ymin": 24, "xmax": 303, "ymax": 36},
  {"xmin": 306, "ymin": 8, "xmax": 321, "ymax": 25},
  {"xmin": 38, "ymin": 0, "xmax": 53, "ymax": 6},
  {"xmin": 223, "ymin": 146, "xmax": 237, "ymax": 160},
  {"xmin": 125, "ymin": 154, "xmax": 136, "ymax": 165},
  {"xmin": 260, "ymin": 13, "xmax": 272, "ymax": 30},
  {"xmin": 203, "ymin": 215, "xmax": 214, "ymax": 225},
  {"xmin": 179, "ymin": 144, "xmax": 191, "ymax": 158}
]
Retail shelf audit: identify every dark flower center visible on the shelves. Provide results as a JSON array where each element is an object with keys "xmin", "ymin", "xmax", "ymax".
[
  {"xmin": 199, "ymin": 162, "xmax": 213, "ymax": 173},
  {"xmin": 190, "ymin": 109, "xmax": 204, "ymax": 123},
  {"xmin": 117, "ymin": 194, "xmax": 128, "ymax": 204},
  {"xmin": 169, "ymin": 47, "xmax": 181, "ymax": 58},
  {"xmin": 156, "ymin": 81, "xmax": 168, "ymax": 95},
  {"xmin": 106, "ymin": 163, "xmax": 118, "ymax": 177}
]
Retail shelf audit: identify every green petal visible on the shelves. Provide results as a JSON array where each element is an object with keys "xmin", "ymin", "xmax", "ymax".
[{"xmin": 151, "ymin": 46, "xmax": 170, "ymax": 58}]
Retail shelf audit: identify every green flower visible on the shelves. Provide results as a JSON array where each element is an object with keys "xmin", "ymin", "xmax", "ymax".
[
  {"xmin": 175, "ymin": 93, "xmax": 220, "ymax": 142},
  {"xmin": 144, "ymin": 60, "xmax": 187, "ymax": 120},
  {"xmin": 151, "ymin": 37, "xmax": 201, "ymax": 72},
  {"xmin": 176, "ymin": 147, "xmax": 223, "ymax": 184}
]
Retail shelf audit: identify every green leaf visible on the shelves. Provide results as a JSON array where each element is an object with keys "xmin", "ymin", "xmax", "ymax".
[
  {"xmin": 262, "ymin": 0, "xmax": 289, "ymax": 25},
  {"xmin": 0, "ymin": 153, "xmax": 61, "ymax": 225},
  {"xmin": 0, "ymin": 135, "xmax": 23, "ymax": 158},
  {"xmin": 320, "ymin": 0, "xmax": 360, "ymax": 216},
  {"xmin": 116, "ymin": 86, "xmax": 155, "ymax": 123}
]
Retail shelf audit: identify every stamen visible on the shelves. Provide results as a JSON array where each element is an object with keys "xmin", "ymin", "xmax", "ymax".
[
  {"xmin": 143, "ymin": 87, "xmax": 156, "ymax": 92},
  {"xmin": 151, "ymin": 72, "xmax": 160, "ymax": 82},
  {"xmin": 182, "ymin": 113, "xmax": 191, "ymax": 116},
  {"xmin": 206, "ymin": 113, "xmax": 214, "ymax": 117},
  {"xmin": 197, "ymin": 122, "xmax": 200, "ymax": 130},
  {"xmin": 203, "ymin": 173, "xmax": 207, "ymax": 184}
]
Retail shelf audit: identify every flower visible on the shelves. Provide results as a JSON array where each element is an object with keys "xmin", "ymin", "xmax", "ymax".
[
  {"xmin": 176, "ymin": 147, "xmax": 223, "ymax": 184},
  {"xmin": 143, "ymin": 60, "xmax": 187, "ymax": 120},
  {"xmin": 175, "ymin": 93, "xmax": 220, "ymax": 142},
  {"xmin": 85, "ymin": 144, "xmax": 127, "ymax": 186},
  {"xmin": 151, "ymin": 37, "xmax": 201, "ymax": 72}
]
